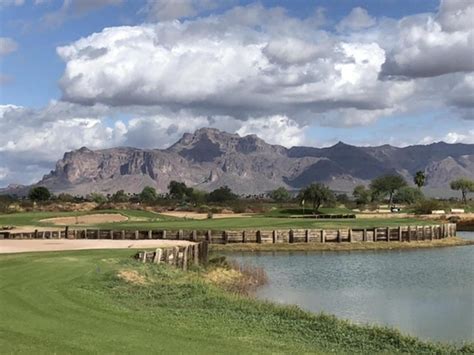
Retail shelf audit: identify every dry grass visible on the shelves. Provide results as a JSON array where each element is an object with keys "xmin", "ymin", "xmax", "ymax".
[
  {"xmin": 210, "ymin": 237, "xmax": 474, "ymax": 252},
  {"xmin": 117, "ymin": 269, "xmax": 148, "ymax": 285},
  {"xmin": 205, "ymin": 262, "xmax": 268, "ymax": 295}
]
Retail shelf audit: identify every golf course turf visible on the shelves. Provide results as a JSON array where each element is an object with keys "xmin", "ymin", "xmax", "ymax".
[{"xmin": 1, "ymin": 249, "xmax": 472, "ymax": 354}]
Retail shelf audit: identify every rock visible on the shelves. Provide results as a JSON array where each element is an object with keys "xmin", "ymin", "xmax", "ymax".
[{"xmin": 4, "ymin": 128, "xmax": 472, "ymax": 196}]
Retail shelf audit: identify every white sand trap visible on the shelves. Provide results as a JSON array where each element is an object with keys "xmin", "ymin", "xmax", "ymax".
[
  {"xmin": 160, "ymin": 211, "xmax": 253, "ymax": 220},
  {"xmin": 0, "ymin": 226, "xmax": 63, "ymax": 233},
  {"xmin": 40, "ymin": 213, "xmax": 128, "ymax": 225},
  {"xmin": 0, "ymin": 239, "xmax": 194, "ymax": 254}
]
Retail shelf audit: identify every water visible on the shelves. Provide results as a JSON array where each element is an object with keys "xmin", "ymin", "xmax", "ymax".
[{"xmin": 229, "ymin": 232, "xmax": 474, "ymax": 343}]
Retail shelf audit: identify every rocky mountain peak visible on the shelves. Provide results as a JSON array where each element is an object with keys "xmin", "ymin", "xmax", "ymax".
[{"xmin": 3, "ymin": 127, "xmax": 472, "ymax": 197}]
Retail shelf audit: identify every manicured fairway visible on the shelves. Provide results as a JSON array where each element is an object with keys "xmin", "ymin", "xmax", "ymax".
[
  {"xmin": 0, "ymin": 210, "xmax": 433, "ymax": 231},
  {"xmin": 0, "ymin": 250, "xmax": 471, "ymax": 354}
]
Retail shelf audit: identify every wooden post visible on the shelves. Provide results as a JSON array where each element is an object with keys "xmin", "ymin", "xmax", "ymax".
[
  {"xmin": 348, "ymin": 229, "xmax": 352, "ymax": 243},
  {"xmin": 64, "ymin": 226, "xmax": 69, "ymax": 239},
  {"xmin": 34, "ymin": 229, "xmax": 38, "ymax": 239},
  {"xmin": 141, "ymin": 251, "xmax": 147, "ymax": 263},
  {"xmin": 242, "ymin": 230, "xmax": 246, "ymax": 243},
  {"xmin": 148, "ymin": 230, "xmax": 152, "ymax": 239},
  {"xmin": 289, "ymin": 230, "xmax": 294, "ymax": 243},
  {"xmin": 373, "ymin": 228, "xmax": 377, "ymax": 242},
  {"xmin": 192, "ymin": 230, "xmax": 197, "ymax": 241},
  {"xmin": 272, "ymin": 230, "xmax": 277, "ymax": 244},
  {"xmin": 193, "ymin": 244, "xmax": 199, "ymax": 266},
  {"xmin": 256, "ymin": 230, "xmax": 261, "ymax": 244},
  {"xmin": 321, "ymin": 230, "xmax": 325, "ymax": 243},
  {"xmin": 162, "ymin": 230, "xmax": 167, "ymax": 240},
  {"xmin": 407, "ymin": 226, "xmax": 411, "ymax": 242},
  {"xmin": 363, "ymin": 229, "xmax": 367, "ymax": 242},
  {"xmin": 337, "ymin": 229, "xmax": 341, "ymax": 243},
  {"xmin": 110, "ymin": 230, "xmax": 114, "ymax": 240},
  {"xmin": 153, "ymin": 248, "xmax": 162, "ymax": 264},
  {"xmin": 162, "ymin": 249, "xmax": 169, "ymax": 264},
  {"xmin": 73, "ymin": 229, "xmax": 77, "ymax": 239},
  {"xmin": 429, "ymin": 225, "xmax": 433, "ymax": 240},
  {"xmin": 421, "ymin": 226, "xmax": 425, "ymax": 240},
  {"xmin": 305, "ymin": 230, "xmax": 310, "ymax": 243},
  {"xmin": 398, "ymin": 226, "xmax": 402, "ymax": 242},
  {"xmin": 121, "ymin": 230, "xmax": 125, "ymax": 240},
  {"xmin": 172, "ymin": 247, "xmax": 179, "ymax": 266},
  {"xmin": 414, "ymin": 226, "xmax": 418, "ymax": 241},
  {"xmin": 223, "ymin": 231, "xmax": 228, "ymax": 244},
  {"xmin": 206, "ymin": 230, "xmax": 211, "ymax": 243},
  {"xmin": 135, "ymin": 230, "xmax": 139, "ymax": 240},
  {"xmin": 182, "ymin": 246, "xmax": 189, "ymax": 271},
  {"xmin": 386, "ymin": 227, "xmax": 390, "ymax": 242}
]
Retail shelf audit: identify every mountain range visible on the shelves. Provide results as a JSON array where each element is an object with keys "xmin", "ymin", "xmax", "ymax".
[{"xmin": 4, "ymin": 128, "xmax": 474, "ymax": 197}]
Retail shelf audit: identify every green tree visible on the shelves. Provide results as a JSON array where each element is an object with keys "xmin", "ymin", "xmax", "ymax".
[
  {"xmin": 414, "ymin": 171, "xmax": 426, "ymax": 189},
  {"xmin": 299, "ymin": 183, "xmax": 335, "ymax": 211},
  {"xmin": 56, "ymin": 193, "xmax": 75, "ymax": 202},
  {"xmin": 87, "ymin": 192, "xmax": 107, "ymax": 204},
  {"xmin": 189, "ymin": 189, "xmax": 208, "ymax": 204},
  {"xmin": 450, "ymin": 178, "xmax": 474, "ymax": 204},
  {"xmin": 370, "ymin": 175, "xmax": 407, "ymax": 206},
  {"xmin": 207, "ymin": 186, "xmax": 238, "ymax": 203},
  {"xmin": 393, "ymin": 186, "xmax": 424, "ymax": 204},
  {"xmin": 168, "ymin": 181, "xmax": 193, "ymax": 200},
  {"xmin": 110, "ymin": 190, "xmax": 129, "ymax": 203},
  {"xmin": 28, "ymin": 186, "xmax": 51, "ymax": 201},
  {"xmin": 352, "ymin": 185, "xmax": 370, "ymax": 206},
  {"xmin": 336, "ymin": 193, "xmax": 350, "ymax": 205},
  {"xmin": 139, "ymin": 186, "xmax": 158, "ymax": 203},
  {"xmin": 269, "ymin": 187, "xmax": 291, "ymax": 202}
]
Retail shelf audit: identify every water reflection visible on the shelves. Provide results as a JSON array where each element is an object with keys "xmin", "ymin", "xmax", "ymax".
[{"xmin": 229, "ymin": 232, "xmax": 474, "ymax": 343}]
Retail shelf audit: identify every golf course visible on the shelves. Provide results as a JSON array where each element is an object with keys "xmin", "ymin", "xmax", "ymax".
[{"xmin": 1, "ymin": 247, "xmax": 473, "ymax": 354}]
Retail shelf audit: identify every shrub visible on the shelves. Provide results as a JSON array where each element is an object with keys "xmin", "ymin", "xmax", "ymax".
[{"xmin": 413, "ymin": 199, "xmax": 442, "ymax": 215}]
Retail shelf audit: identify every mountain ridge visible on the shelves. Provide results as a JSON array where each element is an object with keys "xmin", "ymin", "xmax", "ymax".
[{"xmin": 3, "ymin": 128, "xmax": 474, "ymax": 197}]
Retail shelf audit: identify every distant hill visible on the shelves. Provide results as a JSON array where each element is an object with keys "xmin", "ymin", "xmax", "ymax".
[{"xmin": 4, "ymin": 128, "xmax": 474, "ymax": 196}]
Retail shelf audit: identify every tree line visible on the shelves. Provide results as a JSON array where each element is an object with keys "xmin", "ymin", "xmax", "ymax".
[{"xmin": 15, "ymin": 174, "xmax": 474, "ymax": 209}]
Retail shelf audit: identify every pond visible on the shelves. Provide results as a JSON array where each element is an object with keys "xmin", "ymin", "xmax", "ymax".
[{"xmin": 228, "ymin": 232, "xmax": 474, "ymax": 343}]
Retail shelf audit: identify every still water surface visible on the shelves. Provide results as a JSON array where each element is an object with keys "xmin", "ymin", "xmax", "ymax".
[{"xmin": 229, "ymin": 232, "xmax": 474, "ymax": 343}]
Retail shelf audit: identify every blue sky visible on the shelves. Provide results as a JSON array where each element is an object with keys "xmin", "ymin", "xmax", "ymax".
[{"xmin": 0, "ymin": 0, "xmax": 473, "ymax": 186}]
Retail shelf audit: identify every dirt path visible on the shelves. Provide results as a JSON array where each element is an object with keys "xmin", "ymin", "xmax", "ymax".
[
  {"xmin": 40, "ymin": 213, "xmax": 128, "ymax": 225},
  {"xmin": 0, "ymin": 239, "xmax": 194, "ymax": 254}
]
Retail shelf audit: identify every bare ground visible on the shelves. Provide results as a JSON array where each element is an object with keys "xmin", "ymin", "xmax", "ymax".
[
  {"xmin": 160, "ymin": 211, "xmax": 254, "ymax": 220},
  {"xmin": 0, "ymin": 239, "xmax": 194, "ymax": 254},
  {"xmin": 40, "ymin": 213, "xmax": 128, "ymax": 225}
]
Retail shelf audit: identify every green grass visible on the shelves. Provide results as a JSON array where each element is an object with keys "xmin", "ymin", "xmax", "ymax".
[
  {"xmin": 1, "ymin": 250, "xmax": 471, "ymax": 354},
  {"xmin": 1, "ymin": 209, "xmax": 436, "ymax": 231}
]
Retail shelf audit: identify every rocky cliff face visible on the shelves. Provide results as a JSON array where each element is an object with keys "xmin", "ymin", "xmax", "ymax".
[{"xmin": 26, "ymin": 128, "xmax": 474, "ymax": 196}]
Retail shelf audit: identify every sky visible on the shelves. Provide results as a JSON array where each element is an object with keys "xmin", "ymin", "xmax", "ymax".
[{"xmin": 0, "ymin": 0, "xmax": 473, "ymax": 187}]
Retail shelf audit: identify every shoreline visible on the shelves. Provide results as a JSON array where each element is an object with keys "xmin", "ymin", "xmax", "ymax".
[{"xmin": 210, "ymin": 237, "xmax": 474, "ymax": 252}]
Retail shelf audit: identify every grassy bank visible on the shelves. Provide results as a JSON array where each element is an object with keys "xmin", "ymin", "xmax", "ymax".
[
  {"xmin": 210, "ymin": 237, "xmax": 474, "ymax": 252},
  {"xmin": 0, "ymin": 250, "xmax": 472, "ymax": 354},
  {"xmin": 1, "ymin": 209, "xmax": 435, "ymax": 231}
]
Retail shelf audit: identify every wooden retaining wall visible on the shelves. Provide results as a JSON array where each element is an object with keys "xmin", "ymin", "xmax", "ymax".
[
  {"xmin": 134, "ymin": 243, "xmax": 208, "ymax": 270},
  {"xmin": 0, "ymin": 223, "xmax": 457, "ymax": 243}
]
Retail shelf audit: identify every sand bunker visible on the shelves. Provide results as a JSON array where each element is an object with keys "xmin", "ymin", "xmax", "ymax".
[
  {"xmin": 160, "ymin": 211, "xmax": 252, "ymax": 220},
  {"xmin": 40, "ymin": 213, "xmax": 128, "ymax": 226},
  {"xmin": 0, "ymin": 239, "xmax": 193, "ymax": 254}
]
